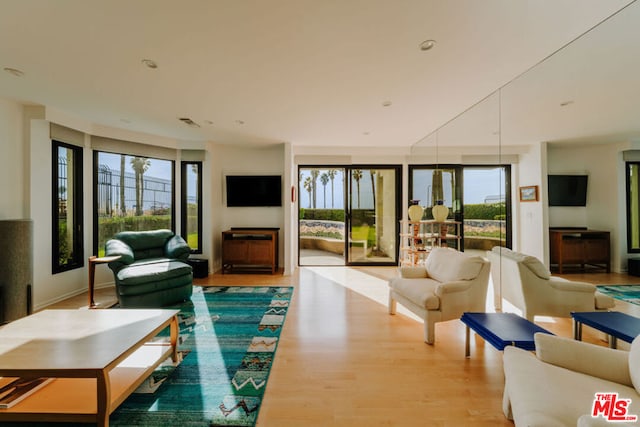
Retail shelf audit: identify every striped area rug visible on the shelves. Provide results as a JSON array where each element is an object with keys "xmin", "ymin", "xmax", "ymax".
[
  {"xmin": 110, "ymin": 285, "xmax": 293, "ymax": 427},
  {"xmin": 597, "ymin": 285, "xmax": 640, "ymax": 306}
]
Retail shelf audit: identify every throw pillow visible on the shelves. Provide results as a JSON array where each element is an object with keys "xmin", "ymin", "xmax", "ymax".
[{"xmin": 426, "ymin": 247, "xmax": 483, "ymax": 282}]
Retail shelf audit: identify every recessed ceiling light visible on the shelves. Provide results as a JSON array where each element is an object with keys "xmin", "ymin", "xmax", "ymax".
[
  {"xmin": 204, "ymin": 120, "xmax": 214, "ymax": 125},
  {"xmin": 3, "ymin": 67, "xmax": 25, "ymax": 77},
  {"xmin": 382, "ymin": 101, "xmax": 392, "ymax": 107},
  {"xmin": 419, "ymin": 40, "xmax": 436, "ymax": 51},
  {"xmin": 560, "ymin": 100, "xmax": 574, "ymax": 107},
  {"xmin": 141, "ymin": 59, "xmax": 158, "ymax": 69},
  {"xmin": 235, "ymin": 120, "xmax": 245, "ymax": 125},
  {"xmin": 363, "ymin": 132, "xmax": 370, "ymax": 136}
]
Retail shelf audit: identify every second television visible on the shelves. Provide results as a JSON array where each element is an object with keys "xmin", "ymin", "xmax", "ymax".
[{"xmin": 548, "ymin": 174, "xmax": 588, "ymax": 206}]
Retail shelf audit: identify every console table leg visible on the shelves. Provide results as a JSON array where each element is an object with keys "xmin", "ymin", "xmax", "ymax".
[
  {"xmin": 609, "ymin": 336, "xmax": 617, "ymax": 349},
  {"xmin": 88, "ymin": 256, "xmax": 97, "ymax": 308},
  {"xmin": 573, "ymin": 319, "xmax": 582, "ymax": 341}
]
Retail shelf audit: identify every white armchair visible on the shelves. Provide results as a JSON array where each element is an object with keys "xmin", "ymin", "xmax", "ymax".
[
  {"xmin": 487, "ymin": 247, "xmax": 615, "ymax": 322},
  {"xmin": 503, "ymin": 333, "xmax": 640, "ymax": 426},
  {"xmin": 388, "ymin": 247, "xmax": 490, "ymax": 344}
]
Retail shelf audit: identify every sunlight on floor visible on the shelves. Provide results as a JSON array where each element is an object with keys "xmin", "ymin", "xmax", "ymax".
[
  {"xmin": 306, "ymin": 266, "xmax": 422, "ymax": 322},
  {"xmin": 304, "ymin": 266, "xmax": 559, "ymax": 327}
]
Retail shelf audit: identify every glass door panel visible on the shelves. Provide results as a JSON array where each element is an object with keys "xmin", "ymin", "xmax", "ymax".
[
  {"xmin": 462, "ymin": 166, "xmax": 510, "ymax": 253},
  {"xmin": 347, "ymin": 167, "xmax": 399, "ymax": 265},
  {"xmin": 298, "ymin": 167, "xmax": 346, "ymax": 266}
]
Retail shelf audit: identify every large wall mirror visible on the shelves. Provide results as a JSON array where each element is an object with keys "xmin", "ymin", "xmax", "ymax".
[{"xmin": 410, "ymin": 1, "xmax": 640, "ymax": 272}]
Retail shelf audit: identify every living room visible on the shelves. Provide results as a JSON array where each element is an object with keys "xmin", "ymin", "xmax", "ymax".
[{"xmin": 1, "ymin": 1, "xmax": 640, "ymax": 425}]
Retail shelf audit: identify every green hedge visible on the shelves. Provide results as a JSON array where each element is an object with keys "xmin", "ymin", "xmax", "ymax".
[
  {"xmin": 299, "ymin": 209, "xmax": 374, "ymax": 225},
  {"xmin": 98, "ymin": 215, "xmax": 172, "ymax": 251},
  {"xmin": 464, "ymin": 203, "xmax": 506, "ymax": 220}
]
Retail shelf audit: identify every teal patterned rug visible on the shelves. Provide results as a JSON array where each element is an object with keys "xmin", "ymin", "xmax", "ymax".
[
  {"xmin": 597, "ymin": 285, "xmax": 640, "ymax": 306},
  {"xmin": 110, "ymin": 285, "xmax": 293, "ymax": 427}
]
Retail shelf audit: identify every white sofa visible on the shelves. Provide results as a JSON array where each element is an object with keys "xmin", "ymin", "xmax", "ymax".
[
  {"xmin": 388, "ymin": 247, "xmax": 490, "ymax": 344},
  {"xmin": 487, "ymin": 247, "xmax": 615, "ymax": 321},
  {"xmin": 503, "ymin": 333, "xmax": 640, "ymax": 426}
]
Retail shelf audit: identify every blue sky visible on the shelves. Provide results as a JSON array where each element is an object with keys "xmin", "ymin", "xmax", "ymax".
[{"xmin": 299, "ymin": 167, "xmax": 504, "ymax": 210}]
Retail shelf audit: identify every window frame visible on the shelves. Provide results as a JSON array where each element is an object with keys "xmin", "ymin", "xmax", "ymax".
[
  {"xmin": 93, "ymin": 150, "xmax": 176, "ymax": 256},
  {"xmin": 181, "ymin": 161, "xmax": 203, "ymax": 254},
  {"xmin": 626, "ymin": 161, "xmax": 640, "ymax": 253},
  {"xmin": 52, "ymin": 140, "xmax": 84, "ymax": 274}
]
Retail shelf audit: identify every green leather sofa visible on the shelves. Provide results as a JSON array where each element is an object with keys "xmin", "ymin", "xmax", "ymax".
[{"xmin": 105, "ymin": 229, "xmax": 193, "ymax": 308}]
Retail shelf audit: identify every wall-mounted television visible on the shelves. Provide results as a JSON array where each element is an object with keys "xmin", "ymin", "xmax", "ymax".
[
  {"xmin": 225, "ymin": 175, "xmax": 282, "ymax": 207},
  {"xmin": 548, "ymin": 175, "xmax": 588, "ymax": 206}
]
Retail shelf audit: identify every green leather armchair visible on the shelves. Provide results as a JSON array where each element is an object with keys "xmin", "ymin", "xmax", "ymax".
[{"xmin": 105, "ymin": 229, "xmax": 193, "ymax": 308}]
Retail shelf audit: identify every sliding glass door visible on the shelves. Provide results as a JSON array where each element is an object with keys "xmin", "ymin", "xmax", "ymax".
[
  {"xmin": 298, "ymin": 165, "xmax": 400, "ymax": 266},
  {"xmin": 347, "ymin": 167, "xmax": 400, "ymax": 265}
]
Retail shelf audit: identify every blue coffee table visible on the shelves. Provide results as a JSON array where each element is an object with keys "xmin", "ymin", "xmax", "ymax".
[
  {"xmin": 571, "ymin": 311, "xmax": 640, "ymax": 348},
  {"xmin": 460, "ymin": 312, "xmax": 554, "ymax": 357}
]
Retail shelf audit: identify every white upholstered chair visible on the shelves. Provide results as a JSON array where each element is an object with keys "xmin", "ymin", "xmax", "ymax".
[
  {"xmin": 388, "ymin": 247, "xmax": 490, "ymax": 344},
  {"xmin": 487, "ymin": 246, "xmax": 615, "ymax": 322}
]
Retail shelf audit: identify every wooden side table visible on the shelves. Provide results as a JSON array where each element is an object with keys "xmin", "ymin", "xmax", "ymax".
[{"xmin": 88, "ymin": 255, "xmax": 121, "ymax": 308}]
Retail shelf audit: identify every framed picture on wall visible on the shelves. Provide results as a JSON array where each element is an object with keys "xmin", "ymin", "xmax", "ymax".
[{"xmin": 519, "ymin": 185, "xmax": 539, "ymax": 202}]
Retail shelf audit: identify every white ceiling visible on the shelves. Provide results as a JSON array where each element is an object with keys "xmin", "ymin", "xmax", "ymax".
[{"xmin": 0, "ymin": 0, "xmax": 638, "ymax": 149}]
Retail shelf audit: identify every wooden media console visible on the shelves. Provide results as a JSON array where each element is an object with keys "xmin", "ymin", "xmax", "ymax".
[
  {"xmin": 549, "ymin": 228, "xmax": 610, "ymax": 273},
  {"xmin": 222, "ymin": 228, "xmax": 279, "ymax": 274}
]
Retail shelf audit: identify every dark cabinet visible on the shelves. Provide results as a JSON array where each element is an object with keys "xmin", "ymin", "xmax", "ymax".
[
  {"xmin": 222, "ymin": 229, "xmax": 279, "ymax": 274},
  {"xmin": 549, "ymin": 229, "xmax": 610, "ymax": 273}
]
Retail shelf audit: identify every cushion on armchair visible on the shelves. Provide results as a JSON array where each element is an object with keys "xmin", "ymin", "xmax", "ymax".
[
  {"xmin": 425, "ymin": 247, "xmax": 485, "ymax": 283},
  {"xmin": 104, "ymin": 238, "xmax": 135, "ymax": 264},
  {"xmin": 165, "ymin": 235, "xmax": 191, "ymax": 259}
]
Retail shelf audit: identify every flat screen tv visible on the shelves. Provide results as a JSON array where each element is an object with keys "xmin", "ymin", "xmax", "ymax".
[
  {"xmin": 548, "ymin": 175, "xmax": 588, "ymax": 206},
  {"xmin": 225, "ymin": 175, "xmax": 282, "ymax": 207}
]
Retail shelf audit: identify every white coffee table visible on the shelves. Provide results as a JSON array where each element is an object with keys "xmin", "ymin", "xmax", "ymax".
[{"xmin": 0, "ymin": 309, "xmax": 179, "ymax": 426}]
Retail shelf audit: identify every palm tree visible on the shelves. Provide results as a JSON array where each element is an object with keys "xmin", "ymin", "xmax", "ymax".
[
  {"xmin": 303, "ymin": 176, "xmax": 313, "ymax": 208},
  {"xmin": 352, "ymin": 169, "xmax": 363, "ymax": 209},
  {"xmin": 320, "ymin": 173, "xmax": 329, "ymax": 208},
  {"xmin": 130, "ymin": 157, "xmax": 151, "ymax": 216},
  {"xmin": 310, "ymin": 169, "xmax": 319, "ymax": 209},
  {"xmin": 119, "ymin": 155, "xmax": 126, "ymax": 216},
  {"xmin": 327, "ymin": 169, "xmax": 337, "ymax": 208}
]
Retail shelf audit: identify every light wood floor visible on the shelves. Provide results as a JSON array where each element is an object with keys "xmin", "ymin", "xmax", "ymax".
[{"xmin": 51, "ymin": 267, "xmax": 640, "ymax": 427}]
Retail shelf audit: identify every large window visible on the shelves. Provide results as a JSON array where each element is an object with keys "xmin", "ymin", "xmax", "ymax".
[
  {"xmin": 181, "ymin": 161, "xmax": 202, "ymax": 253},
  {"xmin": 94, "ymin": 151, "xmax": 174, "ymax": 256},
  {"xmin": 52, "ymin": 140, "xmax": 83, "ymax": 273}
]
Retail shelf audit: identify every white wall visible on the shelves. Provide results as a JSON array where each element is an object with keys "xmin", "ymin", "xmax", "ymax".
[
  {"xmin": 210, "ymin": 143, "xmax": 286, "ymax": 273},
  {"xmin": 514, "ymin": 143, "xmax": 546, "ymax": 261},
  {"xmin": 0, "ymin": 98, "xmax": 26, "ymax": 218}
]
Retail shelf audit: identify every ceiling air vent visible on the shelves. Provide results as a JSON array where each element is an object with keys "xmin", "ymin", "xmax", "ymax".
[{"xmin": 178, "ymin": 117, "xmax": 200, "ymax": 127}]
